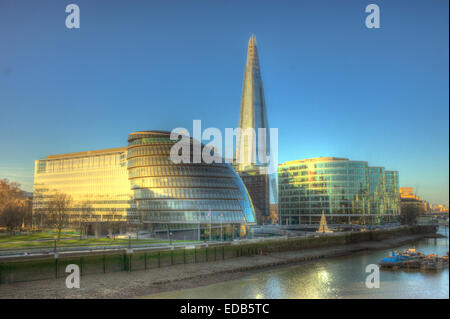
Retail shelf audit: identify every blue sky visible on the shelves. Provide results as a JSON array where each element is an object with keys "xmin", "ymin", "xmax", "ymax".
[{"xmin": 0, "ymin": 0, "xmax": 448, "ymax": 205}]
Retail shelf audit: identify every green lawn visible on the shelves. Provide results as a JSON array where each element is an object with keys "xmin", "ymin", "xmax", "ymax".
[
  {"xmin": 0, "ymin": 232, "xmax": 193, "ymax": 251},
  {"xmin": 0, "ymin": 232, "xmax": 75, "ymax": 243}
]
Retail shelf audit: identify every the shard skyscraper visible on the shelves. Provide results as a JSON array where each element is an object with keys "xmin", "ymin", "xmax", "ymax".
[
  {"xmin": 234, "ymin": 35, "xmax": 270, "ymax": 171},
  {"xmin": 234, "ymin": 35, "xmax": 275, "ymax": 224}
]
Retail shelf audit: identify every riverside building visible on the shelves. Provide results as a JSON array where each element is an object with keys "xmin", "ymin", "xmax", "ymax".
[
  {"xmin": 33, "ymin": 131, "xmax": 256, "ymax": 239},
  {"xmin": 278, "ymin": 157, "xmax": 400, "ymax": 225}
]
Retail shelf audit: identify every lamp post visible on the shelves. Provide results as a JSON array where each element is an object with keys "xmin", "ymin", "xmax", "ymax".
[
  {"xmin": 169, "ymin": 232, "xmax": 173, "ymax": 246},
  {"xmin": 209, "ymin": 209, "xmax": 212, "ymax": 242},
  {"xmin": 220, "ymin": 213, "xmax": 223, "ymax": 242},
  {"xmin": 53, "ymin": 236, "xmax": 57, "ymax": 254},
  {"xmin": 128, "ymin": 234, "xmax": 131, "ymax": 249}
]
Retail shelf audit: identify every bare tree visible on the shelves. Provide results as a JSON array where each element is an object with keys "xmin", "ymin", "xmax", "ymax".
[
  {"xmin": 46, "ymin": 192, "xmax": 73, "ymax": 240},
  {"xmin": 79, "ymin": 200, "xmax": 93, "ymax": 239},
  {"xmin": 31, "ymin": 186, "xmax": 47, "ymax": 231},
  {"xmin": 0, "ymin": 179, "xmax": 28, "ymax": 234},
  {"xmin": 1, "ymin": 200, "xmax": 22, "ymax": 234},
  {"xmin": 22, "ymin": 198, "xmax": 33, "ymax": 229},
  {"xmin": 104, "ymin": 210, "xmax": 117, "ymax": 239}
]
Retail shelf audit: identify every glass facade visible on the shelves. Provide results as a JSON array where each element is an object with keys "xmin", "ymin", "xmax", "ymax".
[
  {"xmin": 385, "ymin": 170, "xmax": 401, "ymax": 215},
  {"xmin": 278, "ymin": 157, "xmax": 400, "ymax": 225},
  {"xmin": 235, "ymin": 35, "xmax": 270, "ymax": 170},
  {"xmin": 127, "ymin": 131, "xmax": 255, "ymax": 231},
  {"xmin": 237, "ymin": 168, "xmax": 270, "ymax": 224},
  {"xmin": 33, "ymin": 148, "xmax": 135, "ymax": 230},
  {"xmin": 368, "ymin": 167, "xmax": 387, "ymax": 218},
  {"xmin": 234, "ymin": 35, "xmax": 273, "ymax": 224},
  {"xmin": 33, "ymin": 131, "xmax": 256, "ymax": 239}
]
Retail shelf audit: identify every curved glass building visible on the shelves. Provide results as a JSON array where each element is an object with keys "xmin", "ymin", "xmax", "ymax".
[
  {"xmin": 127, "ymin": 131, "xmax": 255, "ymax": 239},
  {"xmin": 33, "ymin": 131, "xmax": 256, "ymax": 240},
  {"xmin": 278, "ymin": 157, "xmax": 400, "ymax": 225}
]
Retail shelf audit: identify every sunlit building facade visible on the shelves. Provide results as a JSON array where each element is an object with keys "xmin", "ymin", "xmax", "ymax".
[
  {"xmin": 33, "ymin": 131, "xmax": 256, "ymax": 239},
  {"xmin": 278, "ymin": 157, "xmax": 400, "ymax": 225},
  {"xmin": 127, "ymin": 131, "xmax": 255, "ymax": 239},
  {"xmin": 33, "ymin": 147, "xmax": 134, "ymax": 235},
  {"xmin": 430, "ymin": 204, "xmax": 449, "ymax": 213},
  {"xmin": 368, "ymin": 167, "xmax": 387, "ymax": 217},
  {"xmin": 385, "ymin": 170, "xmax": 401, "ymax": 215},
  {"xmin": 400, "ymin": 187, "xmax": 427, "ymax": 215}
]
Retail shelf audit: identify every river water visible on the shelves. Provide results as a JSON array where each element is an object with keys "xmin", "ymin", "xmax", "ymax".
[{"xmin": 147, "ymin": 227, "xmax": 449, "ymax": 299}]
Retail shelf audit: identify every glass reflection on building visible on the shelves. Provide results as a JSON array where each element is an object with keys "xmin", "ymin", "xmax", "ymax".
[
  {"xmin": 33, "ymin": 131, "xmax": 256, "ymax": 240},
  {"xmin": 278, "ymin": 157, "xmax": 400, "ymax": 225},
  {"xmin": 33, "ymin": 148, "xmax": 134, "ymax": 235},
  {"xmin": 127, "ymin": 131, "xmax": 255, "ymax": 239}
]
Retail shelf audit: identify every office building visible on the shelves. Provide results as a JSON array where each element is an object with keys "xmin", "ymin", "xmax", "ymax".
[
  {"xmin": 278, "ymin": 157, "xmax": 400, "ymax": 225},
  {"xmin": 33, "ymin": 131, "xmax": 256, "ymax": 239}
]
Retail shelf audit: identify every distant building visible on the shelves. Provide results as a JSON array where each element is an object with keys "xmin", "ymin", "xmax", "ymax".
[
  {"xmin": 278, "ymin": 157, "xmax": 400, "ymax": 225},
  {"xmin": 33, "ymin": 131, "xmax": 256, "ymax": 239},
  {"xmin": 400, "ymin": 187, "xmax": 427, "ymax": 215},
  {"xmin": 430, "ymin": 204, "xmax": 449, "ymax": 213},
  {"xmin": 233, "ymin": 35, "xmax": 272, "ymax": 224},
  {"xmin": 399, "ymin": 187, "xmax": 415, "ymax": 198},
  {"xmin": 269, "ymin": 203, "xmax": 278, "ymax": 224}
]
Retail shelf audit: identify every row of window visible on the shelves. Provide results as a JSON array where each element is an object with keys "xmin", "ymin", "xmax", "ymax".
[
  {"xmin": 280, "ymin": 209, "xmax": 400, "ymax": 215},
  {"xmin": 128, "ymin": 165, "xmax": 235, "ymax": 179},
  {"xmin": 127, "ymin": 145, "xmax": 174, "ymax": 158},
  {"xmin": 130, "ymin": 177, "xmax": 238, "ymax": 188},
  {"xmin": 279, "ymin": 175, "xmax": 368, "ymax": 183},
  {"xmin": 279, "ymin": 169, "xmax": 367, "ymax": 177},
  {"xmin": 279, "ymin": 184, "xmax": 368, "ymax": 191},
  {"xmin": 142, "ymin": 210, "xmax": 246, "ymax": 223},
  {"xmin": 37, "ymin": 153, "xmax": 126, "ymax": 173},
  {"xmin": 128, "ymin": 137, "xmax": 176, "ymax": 146},
  {"xmin": 133, "ymin": 187, "xmax": 242, "ymax": 200},
  {"xmin": 279, "ymin": 161, "xmax": 367, "ymax": 171},
  {"xmin": 136, "ymin": 199, "xmax": 242, "ymax": 211}
]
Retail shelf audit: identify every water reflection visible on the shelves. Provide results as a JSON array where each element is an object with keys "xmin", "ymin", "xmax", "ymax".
[{"xmin": 146, "ymin": 229, "xmax": 449, "ymax": 299}]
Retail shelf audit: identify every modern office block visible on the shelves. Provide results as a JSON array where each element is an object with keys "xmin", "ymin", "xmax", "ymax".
[
  {"xmin": 278, "ymin": 157, "xmax": 400, "ymax": 225},
  {"xmin": 33, "ymin": 131, "xmax": 256, "ymax": 239}
]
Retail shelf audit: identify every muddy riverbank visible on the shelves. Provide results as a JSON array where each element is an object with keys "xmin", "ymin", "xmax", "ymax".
[{"xmin": 0, "ymin": 232, "xmax": 434, "ymax": 299}]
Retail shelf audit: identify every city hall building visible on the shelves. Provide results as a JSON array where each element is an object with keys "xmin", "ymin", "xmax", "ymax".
[
  {"xmin": 33, "ymin": 131, "xmax": 256, "ymax": 240},
  {"xmin": 278, "ymin": 157, "xmax": 400, "ymax": 225}
]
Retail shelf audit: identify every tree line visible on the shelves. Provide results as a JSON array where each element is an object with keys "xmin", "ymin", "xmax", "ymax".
[
  {"xmin": 1, "ymin": 179, "xmax": 97, "ymax": 240},
  {"xmin": 0, "ymin": 179, "xmax": 32, "ymax": 234}
]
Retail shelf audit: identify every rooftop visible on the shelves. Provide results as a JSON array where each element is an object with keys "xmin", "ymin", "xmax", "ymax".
[{"xmin": 44, "ymin": 147, "xmax": 127, "ymax": 160}]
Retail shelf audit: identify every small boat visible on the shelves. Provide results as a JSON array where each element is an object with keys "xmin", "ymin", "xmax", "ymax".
[
  {"xmin": 379, "ymin": 251, "xmax": 410, "ymax": 269},
  {"xmin": 421, "ymin": 258, "xmax": 448, "ymax": 271},
  {"xmin": 380, "ymin": 249, "xmax": 448, "ymax": 271},
  {"xmin": 399, "ymin": 248, "xmax": 424, "ymax": 259}
]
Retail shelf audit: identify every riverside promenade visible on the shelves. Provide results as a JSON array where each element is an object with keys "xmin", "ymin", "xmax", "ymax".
[{"xmin": 0, "ymin": 232, "xmax": 432, "ymax": 299}]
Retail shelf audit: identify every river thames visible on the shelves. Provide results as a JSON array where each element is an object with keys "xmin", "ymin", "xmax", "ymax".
[{"xmin": 147, "ymin": 227, "xmax": 449, "ymax": 299}]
